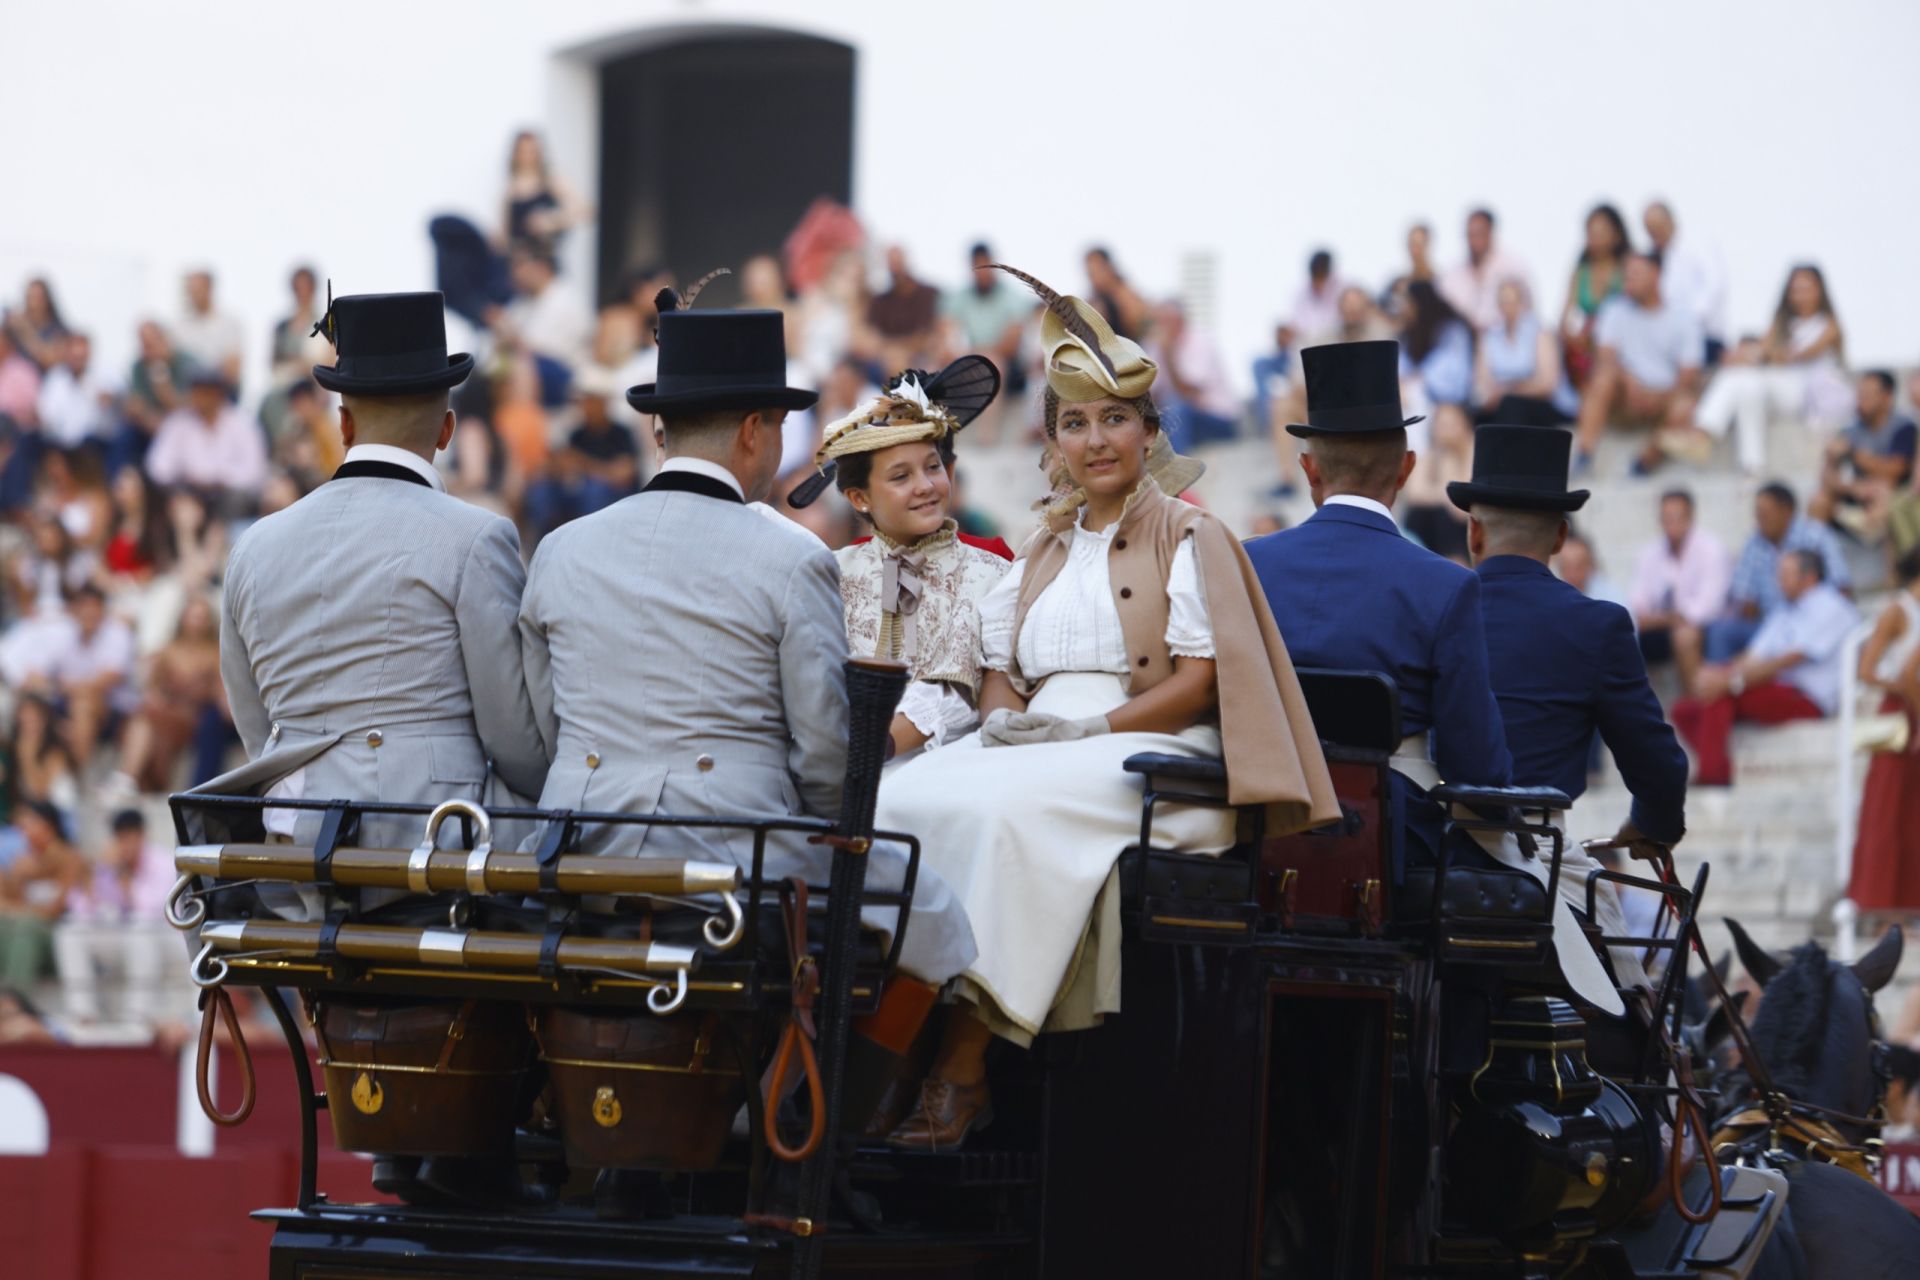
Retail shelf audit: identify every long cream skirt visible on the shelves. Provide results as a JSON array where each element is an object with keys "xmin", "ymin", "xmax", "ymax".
[{"xmin": 874, "ymin": 673, "xmax": 1232, "ymax": 1044}]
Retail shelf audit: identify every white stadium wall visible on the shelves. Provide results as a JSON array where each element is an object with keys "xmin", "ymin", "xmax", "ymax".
[{"xmin": 4, "ymin": 0, "xmax": 1918, "ymax": 394}]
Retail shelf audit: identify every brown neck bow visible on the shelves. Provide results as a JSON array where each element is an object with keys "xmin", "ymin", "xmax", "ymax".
[{"xmin": 880, "ymin": 547, "xmax": 927, "ymax": 663}]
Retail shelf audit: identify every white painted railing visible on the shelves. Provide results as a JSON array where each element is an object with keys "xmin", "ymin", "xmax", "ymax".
[{"xmin": 1830, "ymin": 620, "xmax": 1875, "ymax": 962}]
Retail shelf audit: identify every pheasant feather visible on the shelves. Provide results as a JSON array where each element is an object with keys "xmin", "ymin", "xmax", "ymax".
[{"xmin": 989, "ymin": 263, "xmax": 1119, "ymax": 380}]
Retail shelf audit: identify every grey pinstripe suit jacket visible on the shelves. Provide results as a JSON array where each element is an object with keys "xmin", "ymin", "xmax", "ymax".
[
  {"xmin": 202, "ymin": 474, "xmax": 550, "ymax": 884},
  {"xmin": 519, "ymin": 479, "xmax": 977, "ymax": 983}
]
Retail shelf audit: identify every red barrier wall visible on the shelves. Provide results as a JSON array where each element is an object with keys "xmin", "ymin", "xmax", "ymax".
[{"xmin": 0, "ymin": 1040, "xmax": 385, "ymax": 1280}]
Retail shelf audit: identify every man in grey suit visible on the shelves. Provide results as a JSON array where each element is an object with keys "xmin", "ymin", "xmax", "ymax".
[
  {"xmin": 201, "ymin": 292, "xmax": 548, "ymax": 914},
  {"xmin": 519, "ymin": 300, "xmax": 975, "ymax": 985}
]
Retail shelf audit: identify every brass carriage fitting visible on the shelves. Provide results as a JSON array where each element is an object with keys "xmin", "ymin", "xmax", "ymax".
[{"xmin": 174, "ymin": 845, "xmax": 224, "ymax": 875}]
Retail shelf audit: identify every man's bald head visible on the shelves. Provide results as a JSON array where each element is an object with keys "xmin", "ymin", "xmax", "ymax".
[{"xmin": 340, "ymin": 391, "xmax": 453, "ymax": 455}]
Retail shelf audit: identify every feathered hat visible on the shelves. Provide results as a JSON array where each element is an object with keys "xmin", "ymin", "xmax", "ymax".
[
  {"xmin": 787, "ymin": 356, "xmax": 1001, "ymax": 508},
  {"xmin": 993, "ymin": 263, "xmax": 1157, "ymax": 403}
]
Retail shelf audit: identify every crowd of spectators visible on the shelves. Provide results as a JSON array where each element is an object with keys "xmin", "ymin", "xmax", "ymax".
[{"xmin": 2, "ymin": 127, "xmax": 1918, "ymax": 1037}]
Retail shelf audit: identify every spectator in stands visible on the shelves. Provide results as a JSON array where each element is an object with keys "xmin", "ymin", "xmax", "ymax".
[
  {"xmin": 1629, "ymin": 489, "xmax": 1732, "ymax": 692},
  {"xmin": 796, "ymin": 253, "xmax": 869, "ymax": 381},
  {"xmin": 1672, "ymin": 550, "xmax": 1859, "ymax": 785},
  {"xmin": 100, "ymin": 465, "xmax": 173, "ymax": 589},
  {"xmin": 52, "ymin": 584, "xmax": 135, "ymax": 769},
  {"xmin": 1686, "ymin": 264, "xmax": 1850, "ymax": 475},
  {"xmin": 867, "ymin": 244, "xmax": 942, "ymax": 370},
  {"xmin": 1553, "ymin": 527, "xmax": 1625, "ymax": 605},
  {"xmin": 1441, "ymin": 207, "xmax": 1532, "ymax": 334},
  {"xmin": 1473, "ymin": 279, "xmax": 1569, "ymax": 426},
  {"xmin": 1148, "ymin": 299, "xmax": 1240, "ymax": 450},
  {"xmin": 1571, "ymin": 249, "xmax": 1703, "ymax": 475},
  {"xmin": 1845, "ymin": 547, "xmax": 1920, "ymax": 914},
  {"xmin": 144, "ymin": 369, "xmax": 268, "ymax": 505},
  {"xmin": 0, "ymin": 987, "xmax": 55, "ymax": 1044},
  {"xmin": 4, "ymin": 278, "xmax": 69, "ymax": 372},
  {"xmin": 6, "ymin": 697, "xmax": 76, "ymax": 822},
  {"xmin": 54, "ymin": 809, "xmax": 175, "ymax": 1025},
  {"xmin": 121, "ymin": 320, "xmax": 189, "ymax": 446},
  {"xmin": 741, "ymin": 252, "xmax": 800, "ymax": 350},
  {"xmin": 1287, "ymin": 248, "xmax": 1346, "ymax": 346},
  {"xmin": 264, "ymin": 266, "xmax": 333, "ymax": 438},
  {"xmin": 1400, "ymin": 280, "xmax": 1475, "ymax": 408},
  {"xmin": 36, "ymin": 333, "xmax": 114, "ymax": 451},
  {"xmin": 1643, "ymin": 201, "xmax": 1729, "ymax": 366},
  {"xmin": 43, "ymin": 448, "xmax": 112, "ymax": 560},
  {"xmin": 1559, "ymin": 202, "xmax": 1632, "ymax": 392},
  {"xmin": 0, "ymin": 325, "xmax": 42, "ymax": 425},
  {"xmin": 939, "ymin": 244, "xmax": 1033, "ymax": 442},
  {"xmin": 502, "ymin": 129, "xmax": 590, "ymax": 252},
  {"xmin": 495, "ymin": 243, "xmax": 591, "ymax": 403},
  {"xmin": 1405, "ymin": 223, "xmax": 1436, "ymax": 283},
  {"xmin": 0, "ymin": 800, "xmax": 78, "ymax": 987},
  {"xmin": 1253, "ymin": 323, "xmax": 1301, "ymax": 497},
  {"xmin": 173, "ymin": 270, "xmax": 243, "ymax": 390},
  {"xmin": 1083, "ymin": 246, "xmax": 1150, "ymax": 339},
  {"xmin": 1809, "ymin": 371, "xmax": 1915, "ymax": 542},
  {"xmin": 269, "ymin": 266, "xmax": 330, "ymax": 389},
  {"xmin": 1708, "ymin": 482, "xmax": 1851, "ymax": 662},
  {"xmin": 524, "ymin": 367, "xmax": 637, "ymax": 540},
  {"xmin": 278, "ymin": 378, "xmax": 344, "ymax": 480},
  {"xmin": 111, "ymin": 593, "xmax": 221, "ymax": 793}
]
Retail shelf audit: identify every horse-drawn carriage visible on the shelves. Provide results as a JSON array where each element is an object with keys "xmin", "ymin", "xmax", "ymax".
[{"xmin": 165, "ymin": 658, "xmax": 1912, "ymax": 1278}]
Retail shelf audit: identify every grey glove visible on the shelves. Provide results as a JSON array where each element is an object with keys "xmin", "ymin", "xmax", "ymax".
[{"xmin": 980, "ymin": 709, "xmax": 1110, "ymax": 748}]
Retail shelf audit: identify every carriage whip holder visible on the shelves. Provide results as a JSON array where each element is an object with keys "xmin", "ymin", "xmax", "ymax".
[{"xmin": 790, "ymin": 658, "xmax": 909, "ymax": 1278}]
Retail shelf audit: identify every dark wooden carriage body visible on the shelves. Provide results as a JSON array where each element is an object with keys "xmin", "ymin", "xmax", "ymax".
[{"xmin": 171, "ymin": 669, "xmax": 1762, "ymax": 1279}]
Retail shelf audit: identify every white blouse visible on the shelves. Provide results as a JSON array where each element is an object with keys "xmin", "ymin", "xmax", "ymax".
[{"xmin": 981, "ymin": 522, "xmax": 1212, "ymax": 679}]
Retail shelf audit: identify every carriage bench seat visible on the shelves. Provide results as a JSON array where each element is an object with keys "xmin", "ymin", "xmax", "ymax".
[
  {"xmin": 1116, "ymin": 753, "xmax": 1257, "ymax": 945},
  {"xmin": 1413, "ymin": 782, "xmax": 1570, "ymax": 969}
]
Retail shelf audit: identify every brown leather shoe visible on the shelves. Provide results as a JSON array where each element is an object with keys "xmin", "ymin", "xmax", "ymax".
[
  {"xmin": 885, "ymin": 1077, "xmax": 993, "ymax": 1151},
  {"xmin": 862, "ymin": 1071, "xmax": 920, "ymax": 1142}
]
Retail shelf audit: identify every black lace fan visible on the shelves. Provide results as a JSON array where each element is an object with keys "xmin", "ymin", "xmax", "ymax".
[{"xmin": 787, "ymin": 356, "xmax": 1002, "ymax": 509}]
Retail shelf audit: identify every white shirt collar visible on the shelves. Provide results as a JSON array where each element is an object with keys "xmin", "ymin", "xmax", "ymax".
[
  {"xmin": 344, "ymin": 443, "xmax": 445, "ymax": 492},
  {"xmin": 1324, "ymin": 493, "xmax": 1395, "ymax": 522},
  {"xmin": 659, "ymin": 456, "xmax": 746, "ymax": 500}
]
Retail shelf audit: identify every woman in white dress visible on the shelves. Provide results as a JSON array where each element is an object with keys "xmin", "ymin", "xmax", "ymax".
[
  {"xmin": 877, "ymin": 267, "xmax": 1337, "ymax": 1148},
  {"xmin": 1689, "ymin": 263, "xmax": 1849, "ymax": 473},
  {"xmin": 790, "ymin": 357, "xmax": 1012, "ymax": 765}
]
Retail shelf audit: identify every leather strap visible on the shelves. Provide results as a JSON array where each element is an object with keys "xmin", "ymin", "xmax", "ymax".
[
  {"xmin": 763, "ymin": 877, "xmax": 825, "ymax": 1163},
  {"xmin": 316, "ymin": 908, "xmax": 349, "ymax": 970},
  {"xmin": 536, "ymin": 813, "xmax": 574, "ymax": 895},
  {"xmin": 538, "ymin": 912, "xmax": 572, "ymax": 982},
  {"xmin": 195, "ymin": 987, "xmax": 255, "ymax": 1127}
]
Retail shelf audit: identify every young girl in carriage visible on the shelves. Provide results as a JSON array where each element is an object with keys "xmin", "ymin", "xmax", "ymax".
[
  {"xmin": 870, "ymin": 266, "xmax": 1339, "ymax": 1149},
  {"xmin": 788, "ymin": 357, "xmax": 1013, "ymax": 767}
]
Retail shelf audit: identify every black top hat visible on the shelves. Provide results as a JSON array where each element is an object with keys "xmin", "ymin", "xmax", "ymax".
[
  {"xmin": 1447, "ymin": 424, "xmax": 1590, "ymax": 514},
  {"xmin": 1285, "ymin": 340, "xmax": 1425, "ymax": 438},
  {"xmin": 311, "ymin": 291, "xmax": 473, "ymax": 396},
  {"xmin": 626, "ymin": 310, "xmax": 819, "ymax": 415}
]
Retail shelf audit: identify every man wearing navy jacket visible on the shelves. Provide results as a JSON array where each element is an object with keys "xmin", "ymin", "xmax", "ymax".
[
  {"xmin": 1246, "ymin": 340, "xmax": 1514, "ymax": 875},
  {"xmin": 1449, "ymin": 424, "xmax": 1688, "ymax": 854}
]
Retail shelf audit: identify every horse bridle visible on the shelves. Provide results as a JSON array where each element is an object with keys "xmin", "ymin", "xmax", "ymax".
[{"xmin": 1702, "ymin": 942, "xmax": 1890, "ymax": 1180}]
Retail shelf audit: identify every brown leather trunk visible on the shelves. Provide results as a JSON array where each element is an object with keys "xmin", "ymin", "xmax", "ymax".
[
  {"xmin": 316, "ymin": 998, "xmax": 533, "ymax": 1157},
  {"xmin": 537, "ymin": 1007, "xmax": 746, "ymax": 1171}
]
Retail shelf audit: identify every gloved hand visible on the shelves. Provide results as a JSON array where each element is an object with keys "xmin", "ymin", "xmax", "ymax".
[
  {"xmin": 980, "ymin": 709, "xmax": 1110, "ymax": 748},
  {"xmin": 1590, "ymin": 820, "xmax": 1674, "ymax": 864}
]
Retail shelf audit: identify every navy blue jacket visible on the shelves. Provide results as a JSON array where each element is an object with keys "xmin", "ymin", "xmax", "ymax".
[
  {"xmin": 1247, "ymin": 502, "xmax": 1513, "ymax": 868},
  {"xmin": 1475, "ymin": 555, "xmax": 1687, "ymax": 844}
]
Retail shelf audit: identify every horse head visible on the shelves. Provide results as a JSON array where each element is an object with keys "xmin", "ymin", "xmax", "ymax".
[{"xmin": 1725, "ymin": 918, "xmax": 1903, "ymax": 1144}]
